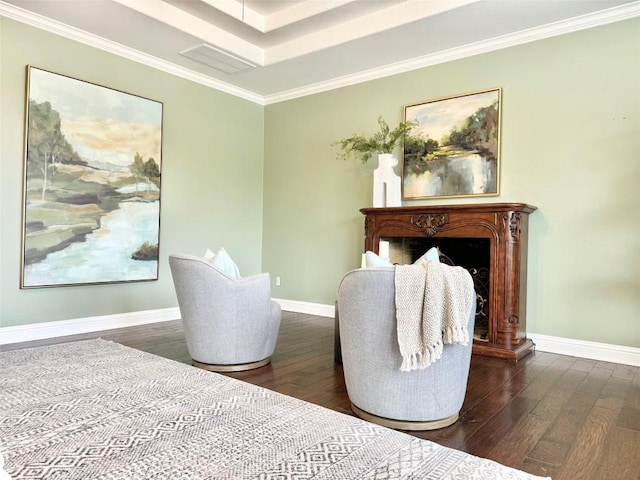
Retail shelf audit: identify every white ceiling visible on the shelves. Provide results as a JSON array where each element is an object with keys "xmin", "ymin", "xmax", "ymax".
[{"xmin": 2, "ymin": 0, "xmax": 639, "ymax": 104}]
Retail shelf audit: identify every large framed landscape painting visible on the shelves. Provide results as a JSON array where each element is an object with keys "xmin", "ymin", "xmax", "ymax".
[
  {"xmin": 402, "ymin": 88, "xmax": 501, "ymax": 200},
  {"xmin": 21, "ymin": 66, "xmax": 163, "ymax": 288}
]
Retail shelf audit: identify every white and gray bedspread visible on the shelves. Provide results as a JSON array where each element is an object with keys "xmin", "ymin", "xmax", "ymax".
[{"xmin": 0, "ymin": 339, "xmax": 549, "ymax": 479}]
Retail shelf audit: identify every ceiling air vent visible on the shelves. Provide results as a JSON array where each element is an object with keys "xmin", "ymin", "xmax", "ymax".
[{"xmin": 180, "ymin": 44, "xmax": 255, "ymax": 75}]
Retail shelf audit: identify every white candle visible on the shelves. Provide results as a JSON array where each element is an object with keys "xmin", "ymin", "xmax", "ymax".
[
  {"xmin": 379, "ymin": 240, "xmax": 390, "ymax": 259},
  {"xmin": 361, "ymin": 253, "xmax": 367, "ymax": 268}
]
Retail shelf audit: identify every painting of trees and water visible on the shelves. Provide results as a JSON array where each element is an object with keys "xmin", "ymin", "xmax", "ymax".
[
  {"xmin": 21, "ymin": 67, "xmax": 163, "ymax": 288},
  {"xmin": 403, "ymin": 88, "xmax": 501, "ymax": 200}
]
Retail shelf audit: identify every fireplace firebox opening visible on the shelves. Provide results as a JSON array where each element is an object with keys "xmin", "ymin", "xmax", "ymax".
[{"xmin": 382, "ymin": 237, "xmax": 490, "ymax": 342}]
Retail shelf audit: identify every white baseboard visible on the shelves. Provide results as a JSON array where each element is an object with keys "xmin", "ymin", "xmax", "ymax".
[
  {"xmin": 529, "ymin": 333, "xmax": 640, "ymax": 367},
  {"xmin": 2, "ymin": 302, "xmax": 638, "ymax": 367},
  {"xmin": 0, "ymin": 307, "xmax": 180, "ymax": 345},
  {"xmin": 0, "ymin": 300, "xmax": 331, "ymax": 346},
  {"xmin": 272, "ymin": 298, "xmax": 335, "ymax": 317}
]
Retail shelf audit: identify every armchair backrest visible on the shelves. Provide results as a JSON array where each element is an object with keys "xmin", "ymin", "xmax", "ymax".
[
  {"xmin": 168, "ymin": 253, "xmax": 276, "ymax": 365},
  {"xmin": 337, "ymin": 266, "xmax": 476, "ymax": 424}
]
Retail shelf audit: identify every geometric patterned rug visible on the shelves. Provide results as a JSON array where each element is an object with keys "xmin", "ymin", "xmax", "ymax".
[{"xmin": 0, "ymin": 339, "xmax": 550, "ymax": 479}]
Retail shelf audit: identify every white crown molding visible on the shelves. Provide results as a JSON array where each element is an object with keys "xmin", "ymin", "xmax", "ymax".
[
  {"xmin": 112, "ymin": 0, "xmax": 264, "ymax": 65},
  {"xmin": 2, "ymin": 2, "xmax": 639, "ymax": 103},
  {"xmin": 264, "ymin": 1, "xmax": 640, "ymax": 104},
  {"xmin": 0, "ymin": 1, "xmax": 264, "ymax": 105},
  {"xmin": 5, "ymin": 0, "xmax": 640, "ymax": 105},
  {"xmin": 265, "ymin": 0, "xmax": 479, "ymax": 65},
  {"xmin": 200, "ymin": 0, "xmax": 355, "ymax": 33},
  {"xmin": 200, "ymin": 0, "xmax": 265, "ymax": 32},
  {"xmin": 263, "ymin": 0, "xmax": 354, "ymax": 32}
]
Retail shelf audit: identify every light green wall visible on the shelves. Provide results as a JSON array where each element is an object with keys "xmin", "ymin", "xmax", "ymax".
[
  {"xmin": 0, "ymin": 18, "xmax": 265, "ymax": 328},
  {"xmin": 2, "ymin": 16, "xmax": 639, "ymax": 349},
  {"xmin": 263, "ymin": 18, "xmax": 640, "ymax": 348}
]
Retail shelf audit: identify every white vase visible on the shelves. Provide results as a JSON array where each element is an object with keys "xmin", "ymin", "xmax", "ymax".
[{"xmin": 372, "ymin": 153, "xmax": 401, "ymax": 208}]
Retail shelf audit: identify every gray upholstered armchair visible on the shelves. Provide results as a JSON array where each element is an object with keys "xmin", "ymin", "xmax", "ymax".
[
  {"xmin": 337, "ymin": 266, "xmax": 476, "ymax": 430},
  {"xmin": 169, "ymin": 253, "xmax": 281, "ymax": 372}
]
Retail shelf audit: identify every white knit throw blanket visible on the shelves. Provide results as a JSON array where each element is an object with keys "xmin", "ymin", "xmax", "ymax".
[{"xmin": 395, "ymin": 262, "xmax": 474, "ymax": 371}]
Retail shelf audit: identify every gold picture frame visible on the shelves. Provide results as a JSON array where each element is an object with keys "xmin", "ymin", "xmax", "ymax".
[
  {"xmin": 21, "ymin": 66, "xmax": 163, "ymax": 288},
  {"xmin": 403, "ymin": 88, "xmax": 501, "ymax": 200}
]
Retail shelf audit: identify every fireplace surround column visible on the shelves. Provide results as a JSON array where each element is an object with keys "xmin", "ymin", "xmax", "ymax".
[{"xmin": 361, "ymin": 203, "xmax": 537, "ymax": 360}]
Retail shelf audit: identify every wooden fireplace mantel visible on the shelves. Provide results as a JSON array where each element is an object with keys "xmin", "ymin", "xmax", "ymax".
[{"xmin": 360, "ymin": 203, "xmax": 537, "ymax": 361}]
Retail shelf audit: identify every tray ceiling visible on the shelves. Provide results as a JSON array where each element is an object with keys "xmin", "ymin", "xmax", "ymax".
[{"xmin": 2, "ymin": 0, "xmax": 638, "ymax": 103}]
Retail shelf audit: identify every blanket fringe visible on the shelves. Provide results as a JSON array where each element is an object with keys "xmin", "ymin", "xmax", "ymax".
[
  {"xmin": 400, "ymin": 341, "xmax": 444, "ymax": 371},
  {"xmin": 443, "ymin": 325, "xmax": 469, "ymax": 346},
  {"xmin": 400, "ymin": 352, "xmax": 418, "ymax": 372},
  {"xmin": 395, "ymin": 263, "xmax": 474, "ymax": 372}
]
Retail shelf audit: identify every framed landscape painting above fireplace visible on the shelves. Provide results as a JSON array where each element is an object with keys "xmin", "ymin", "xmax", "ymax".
[
  {"xmin": 20, "ymin": 66, "xmax": 163, "ymax": 288},
  {"xmin": 403, "ymin": 88, "xmax": 501, "ymax": 200}
]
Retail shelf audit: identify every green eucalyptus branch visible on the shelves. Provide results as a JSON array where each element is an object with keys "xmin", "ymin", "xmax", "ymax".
[{"xmin": 333, "ymin": 115, "xmax": 418, "ymax": 164}]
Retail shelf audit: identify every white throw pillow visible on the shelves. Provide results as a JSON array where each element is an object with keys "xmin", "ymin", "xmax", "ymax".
[
  {"xmin": 203, "ymin": 248, "xmax": 216, "ymax": 262},
  {"xmin": 414, "ymin": 246, "xmax": 440, "ymax": 265},
  {"xmin": 365, "ymin": 250, "xmax": 393, "ymax": 267},
  {"xmin": 211, "ymin": 248, "xmax": 241, "ymax": 279}
]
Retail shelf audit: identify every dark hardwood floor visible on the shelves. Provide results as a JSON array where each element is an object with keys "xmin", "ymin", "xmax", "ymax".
[{"xmin": 3, "ymin": 311, "xmax": 639, "ymax": 479}]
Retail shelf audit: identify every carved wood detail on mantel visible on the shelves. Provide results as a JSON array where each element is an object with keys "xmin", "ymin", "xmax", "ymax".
[
  {"xmin": 360, "ymin": 203, "xmax": 537, "ymax": 361},
  {"xmin": 412, "ymin": 214, "xmax": 448, "ymax": 236}
]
